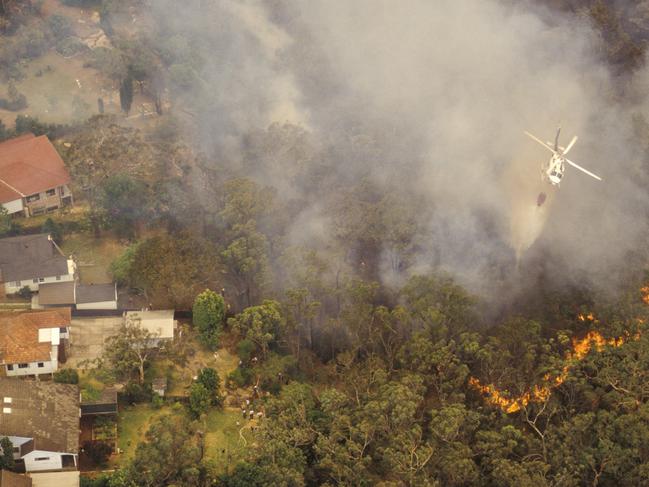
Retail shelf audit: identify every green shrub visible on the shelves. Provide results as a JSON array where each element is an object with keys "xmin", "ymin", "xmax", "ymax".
[
  {"xmin": 122, "ymin": 382, "xmax": 152, "ymax": 404},
  {"xmin": 227, "ymin": 367, "xmax": 252, "ymax": 389},
  {"xmin": 42, "ymin": 217, "xmax": 63, "ymax": 243},
  {"xmin": 54, "ymin": 368, "xmax": 79, "ymax": 384},
  {"xmin": 83, "ymin": 440, "xmax": 112, "ymax": 466},
  {"xmin": 151, "ymin": 393, "xmax": 164, "ymax": 409},
  {"xmin": 17, "ymin": 286, "xmax": 31, "ymax": 300},
  {"xmin": 236, "ymin": 339, "xmax": 255, "ymax": 363}
]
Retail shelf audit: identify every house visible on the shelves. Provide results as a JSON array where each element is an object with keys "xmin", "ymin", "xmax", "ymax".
[
  {"xmin": 34, "ymin": 282, "xmax": 75, "ymax": 308},
  {"xmin": 124, "ymin": 310, "xmax": 176, "ymax": 344},
  {"xmin": 76, "ymin": 284, "xmax": 118, "ymax": 310},
  {"xmin": 0, "ymin": 309, "xmax": 71, "ymax": 377},
  {"xmin": 4, "ymin": 437, "xmax": 33, "ymax": 460},
  {"xmin": 34, "ymin": 282, "xmax": 117, "ymax": 310},
  {"xmin": 0, "ymin": 234, "xmax": 76, "ymax": 296},
  {"xmin": 0, "ymin": 134, "xmax": 73, "ymax": 218},
  {"xmin": 152, "ymin": 378, "xmax": 167, "ymax": 397},
  {"xmin": 0, "ymin": 378, "xmax": 79, "ymax": 473}
]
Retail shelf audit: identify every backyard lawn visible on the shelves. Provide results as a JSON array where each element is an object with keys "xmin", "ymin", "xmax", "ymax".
[
  {"xmin": 147, "ymin": 330, "xmax": 240, "ymax": 397},
  {"xmin": 61, "ymin": 232, "xmax": 127, "ymax": 283},
  {"xmin": 203, "ymin": 408, "xmax": 254, "ymax": 472},
  {"xmin": 112, "ymin": 403, "xmax": 172, "ymax": 465},
  {"xmin": 0, "ymin": 51, "xmax": 116, "ymax": 128}
]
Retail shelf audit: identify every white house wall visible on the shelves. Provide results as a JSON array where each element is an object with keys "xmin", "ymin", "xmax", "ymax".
[
  {"xmin": 1, "ymin": 199, "xmax": 24, "ymax": 215},
  {"xmin": 76, "ymin": 300, "xmax": 117, "ymax": 310},
  {"xmin": 22, "ymin": 450, "xmax": 74, "ymax": 472},
  {"xmin": 4, "ymin": 273, "xmax": 74, "ymax": 294},
  {"xmin": 5, "ymin": 357, "xmax": 57, "ymax": 377}
]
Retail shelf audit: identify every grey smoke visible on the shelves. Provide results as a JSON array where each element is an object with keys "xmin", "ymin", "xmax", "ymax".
[{"xmin": 152, "ymin": 0, "xmax": 649, "ymax": 298}]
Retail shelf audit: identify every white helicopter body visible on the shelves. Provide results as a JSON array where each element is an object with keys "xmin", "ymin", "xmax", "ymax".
[{"xmin": 524, "ymin": 128, "xmax": 602, "ymax": 186}]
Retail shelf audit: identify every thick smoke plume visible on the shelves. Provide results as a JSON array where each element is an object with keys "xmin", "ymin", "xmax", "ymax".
[{"xmin": 154, "ymin": 0, "xmax": 649, "ymax": 300}]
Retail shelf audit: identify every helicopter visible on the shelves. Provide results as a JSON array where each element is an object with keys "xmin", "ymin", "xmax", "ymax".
[{"xmin": 524, "ymin": 127, "xmax": 602, "ymax": 186}]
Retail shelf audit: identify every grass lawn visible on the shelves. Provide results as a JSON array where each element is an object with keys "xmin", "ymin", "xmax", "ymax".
[
  {"xmin": 148, "ymin": 328, "xmax": 240, "ymax": 397},
  {"xmin": 203, "ymin": 408, "xmax": 253, "ymax": 471},
  {"xmin": 112, "ymin": 403, "xmax": 172, "ymax": 465},
  {"xmin": 61, "ymin": 231, "xmax": 127, "ymax": 283},
  {"xmin": 0, "ymin": 51, "xmax": 116, "ymax": 128}
]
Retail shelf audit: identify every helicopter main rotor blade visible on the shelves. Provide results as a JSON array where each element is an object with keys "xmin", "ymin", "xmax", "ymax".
[
  {"xmin": 563, "ymin": 135, "xmax": 578, "ymax": 155},
  {"xmin": 566, "ymin": 158, "xmax": 602, "ymax": 181},
  {"xmin": 524, "ymin": 131, "xmax": 556, "ymax": 154}
]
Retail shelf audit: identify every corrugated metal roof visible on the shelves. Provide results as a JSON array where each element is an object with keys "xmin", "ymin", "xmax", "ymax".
[
  {"xmin": 37, "ymin": 282, "xmax": 75, "ymax": 305},
  {"xmin": 76, "ymin": 283, "xmax": 116, "ymax": 304},
  {"xmin": 0, "ymin": 379, "xmax": 79, "ymax": 454},
  {"xmin": 125, "ymin": 310, "xmax": 175, "ymax": 339}
]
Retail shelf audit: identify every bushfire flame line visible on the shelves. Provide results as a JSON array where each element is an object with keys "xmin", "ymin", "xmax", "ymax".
[{"xmin": 470, "ymin": 302, "xmax": 644, "ymax": 413}]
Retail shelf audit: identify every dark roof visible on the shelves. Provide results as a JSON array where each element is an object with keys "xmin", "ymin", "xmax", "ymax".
[
  {"xmin": 80, "ymin": 388, "xmax": 117, "ymax": 416},
  {"xmin": 0, "ymin": 234, "xmax": 69, "ymax": 283},
  {"xmin": 80, "ymin": 404, "xmax": 117, "ymax": 415},
  {"xmin": 0, "ymin": 134, "xmax": 71, "ymax": 204},
  {"xmin": 76, "ymin": 283, "xmax": 116, "ymax": 304},
  {"xmin": 0, "ymin": 378, "xmax": 79, "ymax": 453},
  {"xmin": 0, "ymin": 470, "xmax": 32, "ymax": 487},
  {"xmin": 38, "ymin": 282, "xmax": 75, "ymax": 305}
]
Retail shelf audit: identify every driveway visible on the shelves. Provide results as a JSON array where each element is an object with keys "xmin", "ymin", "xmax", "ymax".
[{"xmin": 68, "ymin": 316, "xmax": 123, "ymax": 367}]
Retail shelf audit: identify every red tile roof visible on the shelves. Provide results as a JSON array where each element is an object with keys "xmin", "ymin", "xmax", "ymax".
[
  {"xmin": 0, "ymin": 309, "xmax": 71, "ymax": 364},
  {"xmin": 0, "ymin": 134, "xmax": 71, "ymax": 204}
]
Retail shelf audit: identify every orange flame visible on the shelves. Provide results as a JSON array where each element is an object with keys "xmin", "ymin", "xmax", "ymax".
[
  {"xmin": 641, "ymin": 286, "xmax": 649, "ymax": 305},
  {"xmin": 470, "ymin": 309, "xmax": 642, "ymax": 412}
]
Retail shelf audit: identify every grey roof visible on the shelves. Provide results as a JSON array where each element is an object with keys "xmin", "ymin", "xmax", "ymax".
[
  {"xmin": 0, "ymin": 234, "xmax": 69, "ymax": 283},
  {"xmin": 0, "ymin": 378, "xmax": 79, "ymax": 453},
  {"xmin": 76, "ymin": 283, "xmax": 116, "ymax": 304},
  {"xmin": 125, "ymin": 310, "xmax": 175, "ymax": 339},
  {"xmin": 38, "ymin": 282, "xmax": 75, "ymax": 305}
]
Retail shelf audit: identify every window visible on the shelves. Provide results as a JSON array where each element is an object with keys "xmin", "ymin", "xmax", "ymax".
[
  {"xmin": 13, "ymin": 281, "xmax": 20, "ymax": 287},
  {"xmin": 46, "ymin": 189, "xmax": 56, "ymax": 197},
  {"xmin": 3, "ymin": 397, "xmax": 11, "ymax": 403},
  {"xmin": 59, "ymin": 327, "xmax": 67, "ymax": 333},
  {"xmin": 37, "ymin": 362, "xmax": 44, "ymax": 368},
  {"xmin": 56, "ymin": 275, "xmax": 61, "ymax": 281},
  {"xmin": 7, "ymin": 365, "xmax": 13, "ymax": 371},
  {"xmin": 34, "ymin": 457, "xmax": 49, "ymax": 461},
  {"xmin": 38, "ymin": 278, "xmax": 45, "ymax": 283},
  {"xmin": 2, "ymin": 408, "xmax": 10, "ymax": 414},
  {"xmin": 26, "ymin": 193, "xmax": 40, "ymax": 202},
  {"xmin": 18, "ymin": 363, "xmax": 28, "ymax": 369},
  {"xmin": 32, "ymin": 278, "xmax": 38, "ymax": 284},
  {"xmin": 12, "ymin": 447, "xmax": 18, "ymax": 453}
]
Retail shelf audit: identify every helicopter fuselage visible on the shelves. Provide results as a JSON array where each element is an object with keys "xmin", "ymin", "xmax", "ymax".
[{"xmin": 545, "ymin": 153, "xmax": 565, "ymax": 186}]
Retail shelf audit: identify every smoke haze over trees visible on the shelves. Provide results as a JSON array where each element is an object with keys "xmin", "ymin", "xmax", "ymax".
[{"xmin": 136, "ymin": 0, "xmax": 649, "ymax": 307}]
